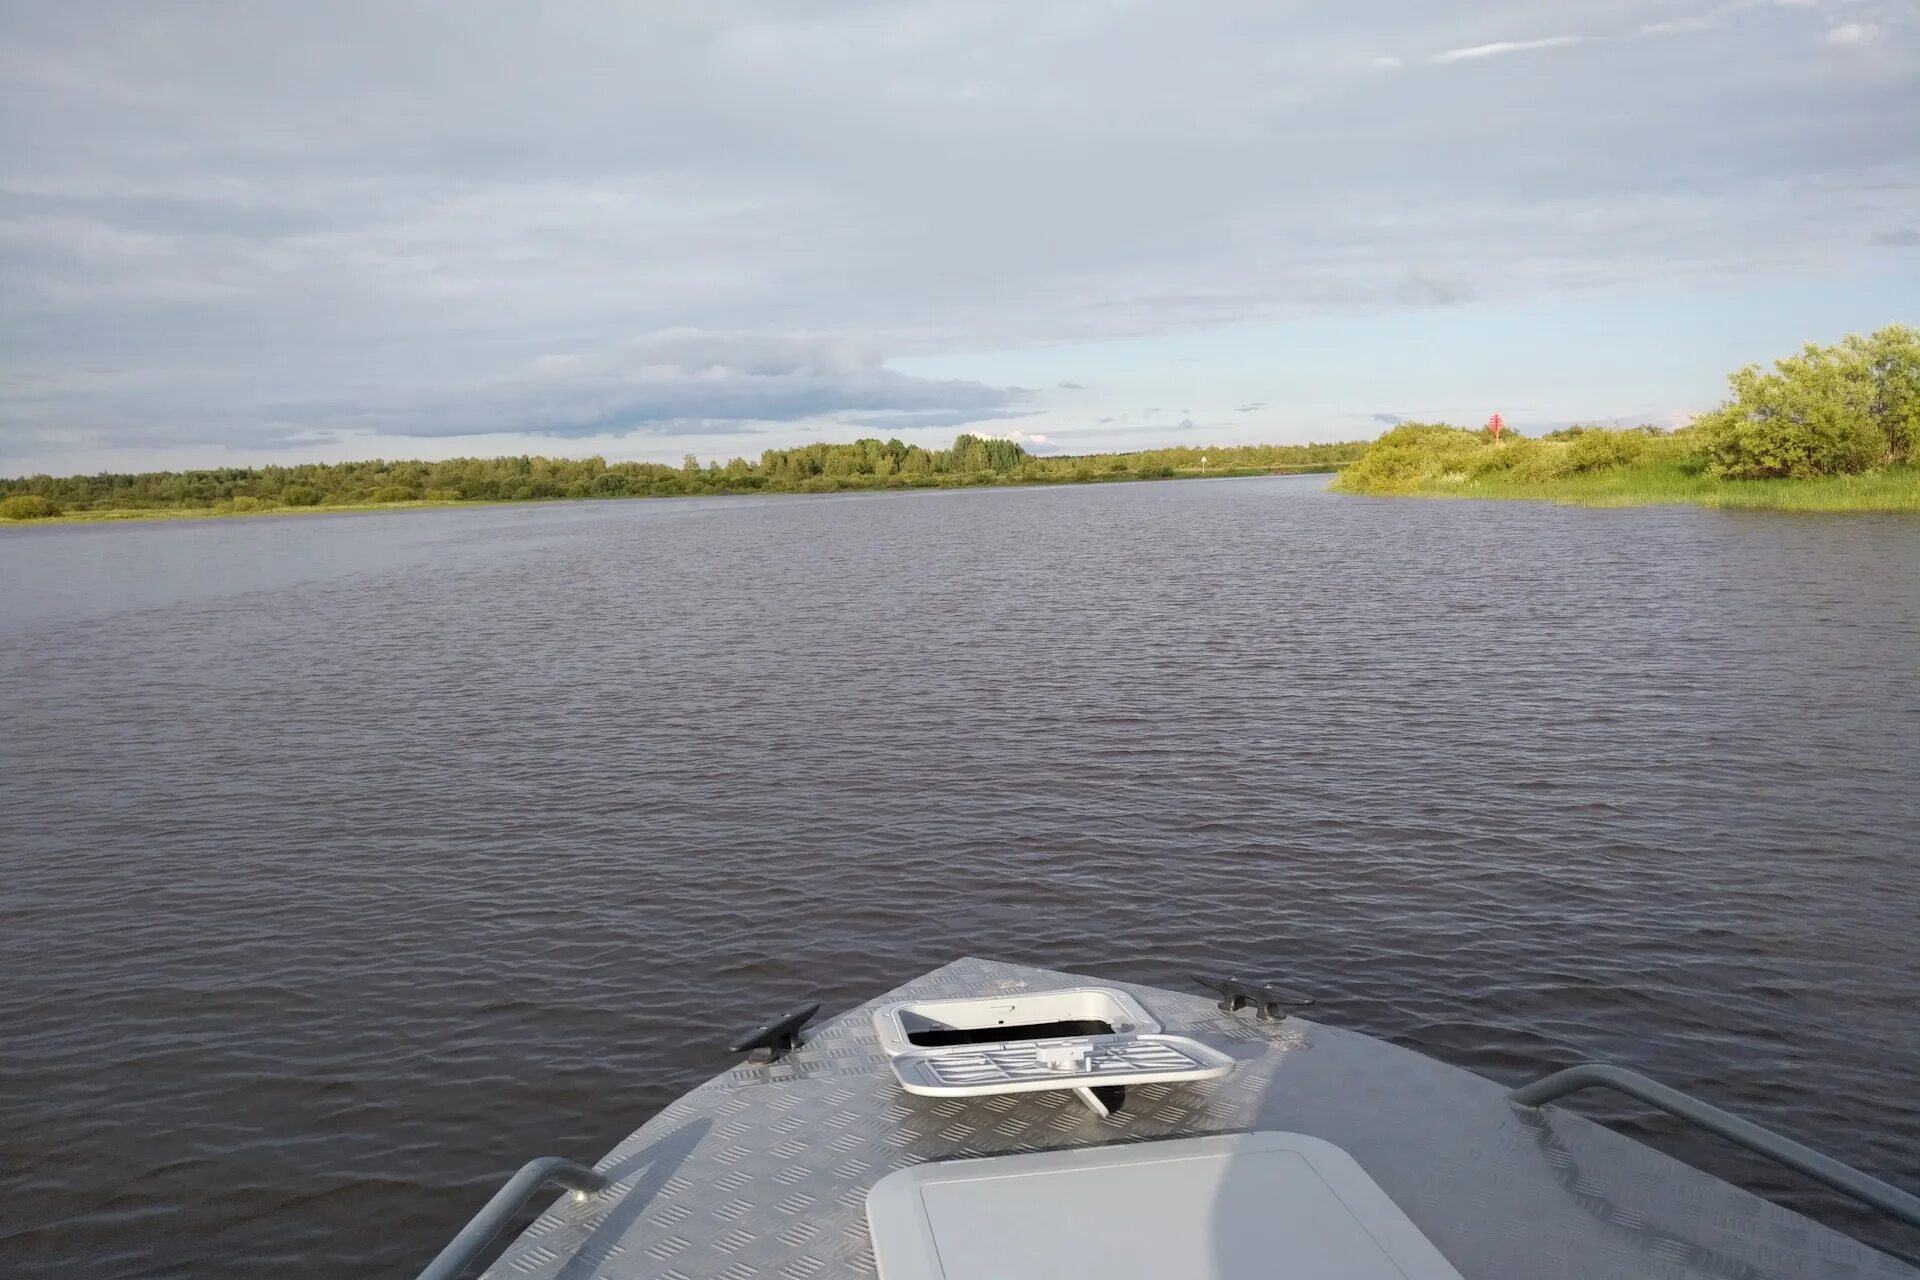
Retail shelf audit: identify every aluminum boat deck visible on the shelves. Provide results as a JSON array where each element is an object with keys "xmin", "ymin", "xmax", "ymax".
[{"xmin": 469, "ymin": 957, "xmax": 1915, "ymax": 1280}]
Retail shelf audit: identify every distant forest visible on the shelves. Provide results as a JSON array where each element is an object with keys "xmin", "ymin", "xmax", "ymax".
[{"xmin": 0, "ymin": 436, "xmax": 1367, "ymax": 516}]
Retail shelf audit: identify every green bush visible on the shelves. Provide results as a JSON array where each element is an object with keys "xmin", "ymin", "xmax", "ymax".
[
  {"xmin": 1334, "ymin": 423, "xmax": 1482, "ymax": 492},
  {"xmin": 1337, "ymin": 422, "xmax": 1683, "ymax": 492},
  {"xmin": 1466, "ymin": 444, "xmax": 1517, "ymax": 478},
  {"xmin": 1507, "ymin": 441, "xmax": 1576, "ymax": 483},
  {"xmin": 1863, "ymin": 326, "xmax": 1920, "ymax": 464},
  {"xmin": 368, "ymin": 484, "xmax": 415, "ymax": 503},
  {"xmin": 0, "ymin": 494, "xmax": 60, "ymax": 519},
  {"xmin": 1696, "ymin": 324, "xmax": 1918, "ymax": 478},
  {"xmin": 1467, "ymin": 437, "xmax": 1572, "ymax": 483},
  {"xmin": 281, "ymin": 485, "xmax": 323, "ymax": 506},
  {"xmin": 1566, "ymin": 428, "xmax": 1649, "ymax": 472}
]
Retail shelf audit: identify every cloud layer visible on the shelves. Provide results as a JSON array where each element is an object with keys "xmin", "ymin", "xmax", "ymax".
[
  {"xmin": 342, "ymin": 330, "xmax": 1026, "ymax": 440},
  {"xmin": 1, "ymin": 0, "xmax": 1915, "ymax": 467}
]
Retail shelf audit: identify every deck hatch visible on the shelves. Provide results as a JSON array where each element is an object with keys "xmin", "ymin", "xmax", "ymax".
[{"xmin": 866, "ymin": 1131, "xmax": 1466, "ymax": 1280}]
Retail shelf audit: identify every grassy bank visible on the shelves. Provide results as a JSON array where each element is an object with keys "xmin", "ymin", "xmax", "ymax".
[
  {"xmin": 1333, "ymin": 326, "xmax": 1920, "ymax": 513},
  {"xmin": 1331, "ymin": 425, "xmax": 1920, "ymax": 514},
  {"xmin": 1420, "ymin": 462, "xmax": 1912, "ymax": 514},
  {"xmin": 1354, "ymin": 459, "xmax": 1920, "ymax": 512},
  {"xmin": 2, "ymin": 445, "xmax": 1354, "ymax": 526}
]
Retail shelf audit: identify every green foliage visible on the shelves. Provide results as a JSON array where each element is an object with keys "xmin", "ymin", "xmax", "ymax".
[
  {"xmin": 1336, "ymin": 423, "xmax": 1683, "ymax": 495},
  {"xmin": 1332, "ymin": 423, "xmax": 1486, "ymax": 492},
  {"xmin": 1566, "ymin": 428, "xmax": 1648, "ymax": 472},
  {"xmin": 1508, "ymin": 442, "xmax": 1577, "ymax": 483},
  {"xmin": 1336, "ymin": 325, "xmax": 1920, "ymax": 503},
  {"xmin": 1695, "ymin": 324, "xmax": 1919, "ymax": 479},
  {"xmin": 1861, "ymin": 325, "xmax": 1920, "ymax": 463},
  {"xmin": 0, "ymin": 435, "xmax": 1370, "ymax": 515},
  {"xmin": 1444, "ymin": 460, "xmax": 1919, "ymax": 512},
  {"xmin": 1, "ymin": 493, "xmax": 60, "ymax": 519},
  {"xmin": 1467, "ymin": 437, "xmax": 1572, "ymax": 483}
]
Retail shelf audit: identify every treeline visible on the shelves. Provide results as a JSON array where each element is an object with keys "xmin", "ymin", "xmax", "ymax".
[
  {"xmin": 0, "ymin": 435, "xmax": 1368, "ymax": 518},
  {"xmin": 1335, "ymin": 324, "xmax": 1918, "ymax": 496}
]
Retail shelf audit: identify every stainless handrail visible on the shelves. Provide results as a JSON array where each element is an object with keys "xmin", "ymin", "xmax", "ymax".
[
  {"xmin": 415, "ymin": 1156, "xmax": 608, "ymax": 1280},
  {"xmin": 1511, "ymin": 1062, "xmax": 1920, "ymax": 1229}
]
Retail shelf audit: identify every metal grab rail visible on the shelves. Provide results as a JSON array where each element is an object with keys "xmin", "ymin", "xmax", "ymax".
[
  {"xmin": 1510, "ymin": 1063, "xmax": 1920, "ymax": 1230},
  {"xmin": 415, "ymin": 1157, "xmax": 608, "ymax": 1280}
]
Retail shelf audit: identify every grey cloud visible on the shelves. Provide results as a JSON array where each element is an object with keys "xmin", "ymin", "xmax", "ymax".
[
  {"xmin": 1056, "ymin": 380, "xmax": 1085, "ymax": 389},
  {"xmin": 2, "ymin": 0, "xmax": 1917, "ymax": 464},
  {"xmin": 287, "ymin": 329, "xmax": 1026, "ymax": 440},
  {"xmin": 0, "ymin": 190, "xmax": 333, "ymax": 237},
  {"xmin": 837, "ymin": 407, "xmax": 1041, "ymax": 432},
  {"xmin": 1875, "ymin": 227, "xmax": 1920, "ymax": 246},
  {"xmin": 1373, "ymin": 413, "xmax": 1404, "ymax": 425},
  {"xmin": 14, "ymin": 329, "xmax": 1026, "ymax": 452},
  {"xmin": 1237, "ymin": 402, "xmax": 1266, "ymax": 412},
  {"xmin": 1393, "ymin": 275, "xmax": 1475, "ymax": 307}
]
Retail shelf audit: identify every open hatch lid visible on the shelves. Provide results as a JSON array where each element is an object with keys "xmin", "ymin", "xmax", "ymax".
[{"xmin": 866, "ymin": 1131, "xmax": 1465, "ymax": 1280}]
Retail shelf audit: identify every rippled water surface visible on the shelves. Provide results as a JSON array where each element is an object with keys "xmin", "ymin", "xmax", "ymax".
[{"xmin": 3, "ymin": 478, "xmax": 1917, "ymax": 1276}]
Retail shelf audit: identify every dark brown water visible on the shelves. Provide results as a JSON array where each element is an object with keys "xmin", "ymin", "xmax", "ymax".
[{"xmin": 2, "ymin": 477, "xmax": 1917, "ymax": 1277}]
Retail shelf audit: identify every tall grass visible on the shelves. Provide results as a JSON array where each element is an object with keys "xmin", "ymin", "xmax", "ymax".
[{"xmin": 1435, "ymin": 463, "xmax": 1920, "ymax": 512}]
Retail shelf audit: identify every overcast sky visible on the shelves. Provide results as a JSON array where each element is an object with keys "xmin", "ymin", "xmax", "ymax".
[{"xmin": 2, "ymin": 0, "xmax": 1915, "ymax": 474}]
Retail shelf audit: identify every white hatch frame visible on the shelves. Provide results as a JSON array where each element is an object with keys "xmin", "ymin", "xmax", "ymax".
[
  {"xmin": 871, "ymin": 986, "xmax": 1161, "ymax": 1056},
  {"xmin": 866, "ymin": 1131, "xmax": 1468, "ymax": 1280},
  {"xmin": 871, "ymin": 987, "xmax": 1230, "ymax": 1116}
]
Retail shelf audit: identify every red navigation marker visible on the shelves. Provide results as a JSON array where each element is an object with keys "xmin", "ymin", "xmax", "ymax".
[{"xmin": 1487, "ymin": 412, "xmax": 1504, "ymax": 441}]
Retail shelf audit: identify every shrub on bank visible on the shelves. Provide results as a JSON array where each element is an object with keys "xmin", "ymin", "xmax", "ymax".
[
  {"xmin": 1334, "ymin": 423, "xmax": 1483, "ymax": 492},
  {"xmin": 1468, "ymin": 437, "xmax": 1572, "ymax": 483},
  {"xmin": 1567, "ymin": 428, "xmax": 1649, "ymax": 472},
  {"xmin": 1334, "ymin": 327, "xmax": 1920, "ymax": 494},
  {"xmin": 1337, "ymin": 423, "xmax": 1684, "ymax": 494},
  {"xmin": 1694, "ymin": 324, "xmax": 1918, "ymax": 479},
  {"xmin": 0, "ymin": 494, "xmax": 60, "ymax": 519}
]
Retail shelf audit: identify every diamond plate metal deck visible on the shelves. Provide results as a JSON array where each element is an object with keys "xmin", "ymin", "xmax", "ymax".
[{"xmin": 481, "ymin": 957, "xmax": 1918, "ymax": 1280}]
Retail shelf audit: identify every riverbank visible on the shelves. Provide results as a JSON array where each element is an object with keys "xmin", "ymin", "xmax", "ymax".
[
  {"xmin": 1331, "ymin": 424, "xmax": 1920, "ymax": 514},
  {"xmin": 3, "ymin": 455, "xmax": 1349, "ymax": 525},
  {"xmin": 1351, "ymin": 460, "xmax": 1920, "ymax": 512}
]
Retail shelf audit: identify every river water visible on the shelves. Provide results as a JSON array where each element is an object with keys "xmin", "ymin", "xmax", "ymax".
[{"xmin": 2, "ymin": 476, "xmax": 1916, "ymax": 1276}]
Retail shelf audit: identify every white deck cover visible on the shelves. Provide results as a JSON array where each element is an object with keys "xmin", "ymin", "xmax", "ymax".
[{"xmin": 866, "ymin": 1130, "xmax": 1466, "ymax": 1280}]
